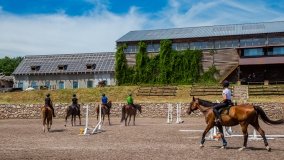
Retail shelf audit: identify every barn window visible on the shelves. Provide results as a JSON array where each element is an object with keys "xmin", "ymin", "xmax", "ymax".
[
  {"xmin": 86, "ymin": 64, "xmax": 96, "ymax": 70},
  {"xmin": 58, "ymin": 65, "xmax": 68, "ymax": 70},
  {"xmin": 31, "ymin": 66, "xmax": 40, "ymax": 71}
]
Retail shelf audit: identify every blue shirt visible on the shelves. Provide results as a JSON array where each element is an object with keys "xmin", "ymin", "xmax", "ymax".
[{"xmin": 102, "ymin": 96, "xmax": 108, "ymax": 104}]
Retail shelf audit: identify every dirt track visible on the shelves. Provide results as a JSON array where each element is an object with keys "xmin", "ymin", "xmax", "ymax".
[{"xmin": 0, "ymin": 117, "xmax": 283, "ymax": 160}]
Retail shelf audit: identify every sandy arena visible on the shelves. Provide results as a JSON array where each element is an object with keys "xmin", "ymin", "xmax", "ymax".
[{"xmin": 0, "ymin": 117, "xmax": 283, "ymax": 160}]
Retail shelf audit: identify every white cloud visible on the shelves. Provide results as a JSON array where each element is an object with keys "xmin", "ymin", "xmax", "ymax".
[
  {"xmin": 1, "ymin": 0, "xmax": 284, "ymax": 58},
  {"xmin": 0, "ymin": 6, "xmax": 146, "ymax": 57}
]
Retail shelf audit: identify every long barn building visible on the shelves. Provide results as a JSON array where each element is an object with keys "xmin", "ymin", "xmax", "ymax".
[
  {"xmin": 12, "ymin": 52, "xmax": 115, "ymax": 90},
  {"xmin": 117, "ymin": 21, "xmax": 284, "ymax": 83}
]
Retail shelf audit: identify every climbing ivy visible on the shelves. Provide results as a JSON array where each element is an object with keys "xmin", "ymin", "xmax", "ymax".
[{"xmin": 115, "ymin": 40, "xmax": 207, "ymax": 85}]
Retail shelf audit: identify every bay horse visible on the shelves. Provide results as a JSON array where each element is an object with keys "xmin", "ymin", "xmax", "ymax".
[
  {"xmin": 186, "ymin": 96, "xmax": 284, "ymax": 151},
  {"xmin": 96, "ymin": 101, "xmax": 112, "ymax": 125},
  {"xmin": 41, "ymin": 106, "xmax": 53, "ymax": 132},
  {"xmin": 64, "ymin": 104, "xmax": 81, "ymax": 127},
  {"xmin": 120, "ymin": 104, "xmax": 142, "ymax": 126}
]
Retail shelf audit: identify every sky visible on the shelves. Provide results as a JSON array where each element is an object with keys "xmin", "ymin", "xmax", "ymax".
[{"xmin": 0, "ymin": 0, "xmax": 284, "ymax": 58}]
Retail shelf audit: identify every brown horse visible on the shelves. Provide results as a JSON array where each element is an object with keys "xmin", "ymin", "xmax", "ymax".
[
  {"xmin": 186, "ymin": 97, "xmax": 284, "ymax": 151},
  {"xmin": 64, "ymin": 104, "xmax": 81, "ymax": 127},
  {"xmin": 120, "ymin": 104, "xmax": 142, "ymax": 126},
  {"xmin": 96, "ymin": 101, "xmax": 112, "ymax": 125},
  {"xmin": 41, "ymin": 106, "xmax": 53, "ymax": 132}
]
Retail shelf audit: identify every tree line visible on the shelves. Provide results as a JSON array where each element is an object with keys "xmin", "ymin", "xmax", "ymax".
[{"xmin": 0, "ymin": 56, "xmax": 23, "ymax": 76}]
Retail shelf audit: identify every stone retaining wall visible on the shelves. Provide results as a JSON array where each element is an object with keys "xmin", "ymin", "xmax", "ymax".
[{"xmin": 0, "ymin": 102, "xmax": 283, "ymax": 119}]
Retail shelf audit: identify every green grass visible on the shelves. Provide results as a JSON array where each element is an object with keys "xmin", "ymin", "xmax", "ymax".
[{"xmin": 0, "ymin": 85, "xmax": 283, "ymax": 104}]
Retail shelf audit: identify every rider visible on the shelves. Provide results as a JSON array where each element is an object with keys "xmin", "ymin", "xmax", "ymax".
[
  {"xmin": 101, "ymin": 93, "xmax": 109, "ymax": 109},
  {"xmin": 213, "ymin": 80, "xmax": 232, "ymax": 123},
  {"xmin": 72, "ymin": 94, "xmax": 80, "ymax": 110},
  {"xmin": 45, "ymin": 93, "xmax": 55, "ymax": 117},
  {"xmin": 127, "ymin": 93, "xmax": 135, "ymax": 109}
]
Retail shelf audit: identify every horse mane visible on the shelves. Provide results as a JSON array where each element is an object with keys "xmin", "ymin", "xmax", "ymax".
[{"xmin": 198, "ymin": 99, "xmax": 217, "ymax": 107}]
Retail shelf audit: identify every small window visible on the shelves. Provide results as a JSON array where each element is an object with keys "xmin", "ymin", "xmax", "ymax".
[
  {"xmin": 31, "ymin": 81, "xmax": 38, "ymax": 89},
  {"xmin": 58, "ymin": 65, "xmax": 68, "ymax": 70},
  {"xmin": 87, "ymin": 80, "xmax": 93, "ymax": 88},
  {"xmin": 73, "ymin": 81, "xmax": 79, "ymax": 89},
  {"xmin": 18, "ymin": 82, "xmax": 23, "ymax": 89},
  {"xmin": 58, "ymin": 81, "xmax": 65, "ymax": 89},
  {"xmin": 86, "ymin": 64, "xmax": 96, "ymax": 70},
  {"xmin": 31, "ymin": 66, "xmax": 40, "ymax": 71}
]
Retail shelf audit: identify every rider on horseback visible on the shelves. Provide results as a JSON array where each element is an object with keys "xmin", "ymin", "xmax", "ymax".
[
  {"xmin": 72, "ymin": 94, "xmax": 80, "ymax": 111},
  {"xmin": 101, "ymin": 93, "xmax": 109, "ymax": 109},
  {"xmin": 127, "ymin": 93, "xmax": 135, "ymax": 109},
  {"xmin": 213, "ymin": 80, "xmax": 232, "ymax": 124},
  {"xmin": 45, "ymin": 93, "xmax": 55, "ymax": 117}
]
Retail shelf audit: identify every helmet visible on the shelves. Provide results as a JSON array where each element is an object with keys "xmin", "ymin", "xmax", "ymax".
[
  {"xmin": 73, "ymin": 94, "xmax": 76, "ymax": 97},
  {"xmin": 46, "ymin": 93, "xmax": 50, "ymax": 97},
  {"xmin": 128, "ymin": 93, "xmax": 132, "ymax": 96},
  {"xmin": 102, "ymin": 93, "xmax": 105, "ymax": 96},
  {"xmin": 223, "ymin": 80, "xmax": 229, "ymax": 88}
]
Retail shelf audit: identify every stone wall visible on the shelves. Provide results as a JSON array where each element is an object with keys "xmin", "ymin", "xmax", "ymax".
[{"xmin": 0, "ymin": 102, "xmax": 283, "ymax": 119}]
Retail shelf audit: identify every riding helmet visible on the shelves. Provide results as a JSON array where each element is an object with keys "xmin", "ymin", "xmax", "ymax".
[
  {"xmin": 223, "ymin": 80, "xmax": 230, "ymax": 88},
  {"xmin": 102, "ymin": 93, "xmax": 105, "ymax": 96},
  {"xmin": 73, "ymin": 94, "xmax": 76, "ymax": 97},
  {"xmin": 46, "ymin": 93, "xmax": 50, "ymax": 97}
]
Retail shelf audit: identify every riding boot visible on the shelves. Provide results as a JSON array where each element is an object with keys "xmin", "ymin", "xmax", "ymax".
[{"xmin": 213, "ymin": 108, "xmax": 221, "ymax": 123}]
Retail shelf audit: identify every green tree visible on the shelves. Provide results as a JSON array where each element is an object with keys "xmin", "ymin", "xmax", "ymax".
[
  {"xmin": 135, "ymin": 42, "xmax": 148, "ymax": 83},
  {"xmin": 0, "ymin": 56, "xmax": 23, "ymax": 75},
  {"xmin": 159, "ymin": 40, "xmax": 172, "ymax": 84},
  {"xmin": 115, "ymin": 44, "xmax": 128, "ymax": 85}
]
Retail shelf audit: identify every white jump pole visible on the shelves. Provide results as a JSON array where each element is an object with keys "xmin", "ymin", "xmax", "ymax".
[
  {"xmin": 167, "ymin": 104, "xmax": 173, "ymax": 124},
  {"xmin": 92, "ymin": 104, "xmax": 103, "ymax": 134},
  {"xmin": 176, "ymin": 103, "xmax": 183, "ymax": 124},
  {"xmin": 83, "ymin": 105, "xmax": 89, "ymax": 135}
]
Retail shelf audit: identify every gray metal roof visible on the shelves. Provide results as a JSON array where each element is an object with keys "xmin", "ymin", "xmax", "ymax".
[
  {"xmin": 13, "ymin": 52, "xmax": 115, "ymax": 75},
  {"xmin": 117, "ymin": 21, "xmax": 284, "ymax": 42}
]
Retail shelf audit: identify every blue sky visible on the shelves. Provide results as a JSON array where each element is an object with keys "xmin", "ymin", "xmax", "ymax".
[{"xmin": 0, "ymin": 0, "xmax": 284, "ymax": 57}]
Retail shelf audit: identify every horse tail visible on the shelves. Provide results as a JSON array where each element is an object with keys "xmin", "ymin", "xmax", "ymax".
[
  {"xmin": 254, "ymin": 106, "xmax": 284, "ymax": 125},
  {"xmin": 120, "ymin": 105, "xmax": 126, "ymax": 123}
]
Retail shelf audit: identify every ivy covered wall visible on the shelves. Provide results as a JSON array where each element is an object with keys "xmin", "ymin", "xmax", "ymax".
[{"xmin": 115, "ymin": 40, "xmax": 216, "ymax": 85}]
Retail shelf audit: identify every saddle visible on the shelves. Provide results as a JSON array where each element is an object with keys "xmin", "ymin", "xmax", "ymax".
[{"xmin": 218, "ymin": 103, "xmax": 233, "ymax": 115}]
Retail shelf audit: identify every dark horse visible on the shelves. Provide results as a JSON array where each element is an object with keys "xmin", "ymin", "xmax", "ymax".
[
  {"xmin": 41, "ymin": 106, "xmax": 53, "ymax": 132},
  {"xmin": 64, "ymin": 104, "xmax": 81, "ymax": 127},
  {"xmin": 186, "ymin": 97, "xmax": 284, "ymax": 151},
  {"xmin": 120, "ymin": 104, "xmax": 142, "ymax": 126},
  {"xmin": 96, "ymin": 101, "xmax": 112, "ymax": 125}
]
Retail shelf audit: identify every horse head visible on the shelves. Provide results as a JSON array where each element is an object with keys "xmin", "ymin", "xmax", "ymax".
[
  {"xmin": 135, "ymin": 104, "xmax": 142, "ymax": 114},
  {"xmin": 108, "ymin": 101, "xmax": 112, "ymax": 108},
  {"xmin": 186, "ymin": 96, "xmax": 200, "ymax": 115}
]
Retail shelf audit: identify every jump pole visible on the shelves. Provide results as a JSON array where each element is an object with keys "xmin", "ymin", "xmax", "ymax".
[
  {"xmin": 167, "ymin": 104, "xmax": 173, "ymax": 124},
  {"xmin": 92, "ymin": 104, "xmax": 103, "ymax": 134},
  {"xmin": 83, "ymin": 105, "xmax": 90, "ymax": 135}
]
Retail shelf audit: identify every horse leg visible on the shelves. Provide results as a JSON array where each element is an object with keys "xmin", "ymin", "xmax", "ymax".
[
  {"xmin": 125, "ymin": 114, "xmax": 128, "ymax": 126},
  {"xmin": 79, "ymin": 113, "xmax": 81, "ymax": 126},
  {"xmin": 216, "ymin": 124, "xmax": 227, "ymax": 148},
  {"xmin": 251, "ymin": 121, "xmax": 271, "ymax": 151},
  {"xmin": 71, "ymin": 115, "xmax": 74, "ymax": 126},
  {"xmin": 43, "ymin": 116, "xmax": 46, "ymax": 132},
  {"xmin": 74, "ymin": 115, "xmax": 77, "ymax": 126},
  {"xmin": 200, "ymin": 122, "xmax": 214, "ymax": 148},
  {"xmin": 133, "ymin": 114, "xmax": 136, "ymax": 126},
  {"xmin": 238, "ymin": 122, "xmax": 249, "ymax": 151},
  {"xmin": 128, "ymin": 115, "xmax": 132, "ymax": 126},
  {"xmin": 108, "ymin": 113, "xmax": 111, "ymax": 126}
]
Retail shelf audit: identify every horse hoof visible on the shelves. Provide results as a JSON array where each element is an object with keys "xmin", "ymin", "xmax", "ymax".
[
  {"xmin": 220, "ymin": 146, "xmax": 226, "ymax": 149},
  {"xmin": 199, "ymin": 144, "xmax": 204, "ymax": 148},
  {"xmin": 238, "ymin": 147, "xmax": 245, "ymax": 151},
  {"xmin": 266, "ymin": 146, "xmax": 271, "ymax": 152}
]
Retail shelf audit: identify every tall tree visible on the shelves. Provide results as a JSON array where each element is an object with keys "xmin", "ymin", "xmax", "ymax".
[
  {"xmin": 115, "ymin": 44, "xmax": 128, "ymax": 85},
  {"xmin": 159, "ymin": 40, "xmax": 172, "ymax": 84},
  {"xmin": 0, "ymin": 56, "xmax": 23, "ymax": 75}
]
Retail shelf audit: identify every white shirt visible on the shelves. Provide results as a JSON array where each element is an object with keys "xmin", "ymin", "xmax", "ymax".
[{"xmin": 222, "ymin": 88, "xmax": 232, "ymax": 100}]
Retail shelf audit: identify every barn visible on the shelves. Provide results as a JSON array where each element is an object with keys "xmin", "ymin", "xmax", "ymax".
[
  {"xmin": 117, "ymin": 21, "xmax": 284, "ymax": 84},
  {"xmin": 12, "ymin": 52, "xmax": 115, "ymax": 90}
]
